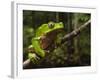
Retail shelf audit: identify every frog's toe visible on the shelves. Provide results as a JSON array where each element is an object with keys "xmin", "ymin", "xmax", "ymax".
[{"xmin": 28, "ymin": 53, "xmax": 40, "ymax": 64}]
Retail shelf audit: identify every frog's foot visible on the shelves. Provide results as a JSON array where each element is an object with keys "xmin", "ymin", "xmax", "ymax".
[{"xmin": 28, "ymin": 53, "xmax": 40, "ymax": 64}]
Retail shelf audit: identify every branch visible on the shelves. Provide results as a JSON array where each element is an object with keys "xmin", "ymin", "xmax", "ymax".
[
  {"xmin": 61, "ymin": 19, "xmax": 91, "ymax": 43},
  {"xmin": 23, "ymin": 59, "xmax": 30, "ymax": 69},
  {"xmin": 23, "ymin": 19, "xmax": 91, "ymax": 68}
]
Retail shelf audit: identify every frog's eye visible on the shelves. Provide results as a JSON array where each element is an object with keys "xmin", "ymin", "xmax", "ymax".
[
  {"xmin": 59, "ymin": 22, "xmax": 62, "ymax": 25},
  {"xmin": 48, "ymin": 22, "xmax": 55, "ymax": 28}
]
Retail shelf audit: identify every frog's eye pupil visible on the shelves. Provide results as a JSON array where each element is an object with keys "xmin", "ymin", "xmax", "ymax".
[{"xmin": 48, "ymin": 22, "xmax": 54, "ymax": 28}]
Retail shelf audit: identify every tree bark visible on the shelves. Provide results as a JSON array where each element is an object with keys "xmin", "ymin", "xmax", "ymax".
[
  {"xmin": 66, "ymin": 13, "xmax": 73, "ymax": 64},
  {"xmin": 73, "ymin": 13, "xmax": 80, "ymax": 64}
]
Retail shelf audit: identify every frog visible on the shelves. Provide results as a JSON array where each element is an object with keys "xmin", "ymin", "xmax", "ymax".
[{"xmin": 28, "ymin": 21, "xmax": 64, "ymax": 63}]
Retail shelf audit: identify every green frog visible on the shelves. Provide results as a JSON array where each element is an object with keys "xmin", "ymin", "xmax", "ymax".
[{"xmin": 28, "ymin": 21, "xmax": 64, "ymax": 63}]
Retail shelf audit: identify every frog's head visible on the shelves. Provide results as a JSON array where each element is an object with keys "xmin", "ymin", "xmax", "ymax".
[
  {"xmin": 45, "ymin": 21, "xmax": 64, "ymax": 34},
  {"xmin": 36, "ymin": 21, "xmax": 64, "ymax": 38}
]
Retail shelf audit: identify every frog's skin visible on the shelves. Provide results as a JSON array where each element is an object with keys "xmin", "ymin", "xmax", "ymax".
[{"xmin": 28, "ymin": 22, "xmax": 64, "ymax": 63}]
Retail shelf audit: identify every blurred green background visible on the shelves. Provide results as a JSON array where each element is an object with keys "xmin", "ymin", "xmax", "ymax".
[{"xmin": 23, "ymin": 10, "xmax": 91, "ymax": 69}]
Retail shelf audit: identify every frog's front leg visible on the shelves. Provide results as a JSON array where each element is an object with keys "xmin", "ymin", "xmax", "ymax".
[{"xmin": 28, "ymin": 45, "xmax": 40, "ymax": 64}]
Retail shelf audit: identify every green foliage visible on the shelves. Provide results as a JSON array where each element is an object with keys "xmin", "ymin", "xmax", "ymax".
[{"xmin": 78, "ymin": 13, "xmax": 90, "ymax": 22}]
